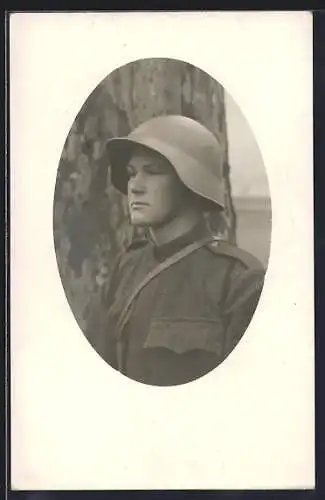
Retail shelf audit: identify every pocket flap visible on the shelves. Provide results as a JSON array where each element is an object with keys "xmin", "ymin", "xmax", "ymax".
[{"xmin": 144, "ymin": 319, "xmax": 224, "ymax": 355}]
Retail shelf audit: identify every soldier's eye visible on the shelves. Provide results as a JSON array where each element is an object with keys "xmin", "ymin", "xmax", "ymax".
[{"xmin": 145, "ymin": 164, "xmax": 166, "ymax": 175}]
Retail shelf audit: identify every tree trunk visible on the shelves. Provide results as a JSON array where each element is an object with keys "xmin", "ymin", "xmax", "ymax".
[{"xmin": 53, "ymin": 58, "xmax": 236, "ymax": 339}]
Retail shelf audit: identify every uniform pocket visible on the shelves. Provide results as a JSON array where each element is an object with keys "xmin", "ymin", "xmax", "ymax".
[{"xmin": 144, "ymin": 318, "xmax": 225, "ymax": 356}]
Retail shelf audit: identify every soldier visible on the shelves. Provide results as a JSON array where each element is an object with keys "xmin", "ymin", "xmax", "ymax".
[{"xmin": 100, "ymin": 115, "xmax": 265, "ymax": 386}]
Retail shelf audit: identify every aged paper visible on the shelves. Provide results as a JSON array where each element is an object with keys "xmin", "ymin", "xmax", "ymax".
[{"xmin": 10, "ymin": 11, "xmax": 314, "ymax": 489}]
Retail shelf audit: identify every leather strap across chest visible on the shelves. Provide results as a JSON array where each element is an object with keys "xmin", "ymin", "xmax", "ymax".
[{"xmin": 116, "ymin": 235, "xmax": 218, "ymax": 337}]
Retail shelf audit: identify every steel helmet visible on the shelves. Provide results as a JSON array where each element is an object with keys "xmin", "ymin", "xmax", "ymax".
[{"xmin": 106, "ymin": 115, "xmax": 225, "ymax": 209}]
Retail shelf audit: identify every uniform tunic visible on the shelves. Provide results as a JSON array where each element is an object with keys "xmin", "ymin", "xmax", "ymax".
[{"xmin": 101, "ymin": 223, "xmax": 265, "ymax": 386}]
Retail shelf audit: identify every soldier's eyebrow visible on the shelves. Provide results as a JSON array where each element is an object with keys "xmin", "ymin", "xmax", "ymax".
[
  {"xmin": 127, "ymin": 160, "xmax": 169, "ymax": 171},
  {"xmin": 144, "ymin": 161, "xmax": 168, "ymax": 170},
  {"xmin": 127, "ymin": 161, "xmax": 153, "ymax": 169}
]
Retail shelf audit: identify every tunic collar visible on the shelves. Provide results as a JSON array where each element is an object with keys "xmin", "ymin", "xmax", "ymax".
[{"xmin": 152, "ymin": 221, "xmax": 211, "ymax": 262}]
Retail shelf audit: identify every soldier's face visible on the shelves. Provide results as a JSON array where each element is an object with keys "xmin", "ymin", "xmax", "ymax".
[{"xmin": 127, "ymin": 149, "xmax": 188, "ymax": 227}]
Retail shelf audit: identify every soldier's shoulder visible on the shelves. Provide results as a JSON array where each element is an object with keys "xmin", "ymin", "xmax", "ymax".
[{"xmin": 205, "ymin": 238, "xmax": 264, "ymax": 271}]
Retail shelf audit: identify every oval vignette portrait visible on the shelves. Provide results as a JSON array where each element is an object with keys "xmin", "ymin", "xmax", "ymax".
[{"xmin": 53, "ymin": 58, "xmax": 271, "ymax": 387}]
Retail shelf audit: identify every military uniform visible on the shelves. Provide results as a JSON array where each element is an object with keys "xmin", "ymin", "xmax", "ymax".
[
  {"xmin": 101, "ymin": 115, "xmax": 266, "ymax": 385},
  {"xmin": 100, "ymin": 222, "xmax": 265, "ymax": 386}
]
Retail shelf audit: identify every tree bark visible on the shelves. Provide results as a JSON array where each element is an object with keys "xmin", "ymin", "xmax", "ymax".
[{"xmin": 53, "ymin": 58, "xmax": 236, "ymax": 339}]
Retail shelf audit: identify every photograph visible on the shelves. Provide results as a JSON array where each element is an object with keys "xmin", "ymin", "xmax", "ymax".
[
  {"xmin": 53, "ymin": 58, "xmax": 271, "ymax": 386},
  {"xmin": 10, "ymin": 13, "xmax": 313, "ymax": 490}
]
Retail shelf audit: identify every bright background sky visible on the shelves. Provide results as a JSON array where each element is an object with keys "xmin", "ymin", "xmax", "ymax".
[{"xmin": 225, "ymin": 91, "xmax": 270, "ymax": 199}]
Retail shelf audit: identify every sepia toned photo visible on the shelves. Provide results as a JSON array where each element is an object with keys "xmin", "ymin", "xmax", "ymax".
[
  {"xmin": 10, "ymin": 13, "xmax": 313, "ymax": 490},
  {"xmin": 53, "ymin": 58, "xmax": 271, "ymax": 386}
]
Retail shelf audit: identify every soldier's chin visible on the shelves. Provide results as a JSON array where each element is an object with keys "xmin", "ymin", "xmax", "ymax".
[{"xmin": 130, "ymin": 212, "xmax": 151, "ymax": 226}]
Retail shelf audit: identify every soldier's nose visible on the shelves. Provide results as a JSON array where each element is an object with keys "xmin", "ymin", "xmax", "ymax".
[{"xmin": 129, "ymin": 174, "xmax": 146, "ymax": 194}]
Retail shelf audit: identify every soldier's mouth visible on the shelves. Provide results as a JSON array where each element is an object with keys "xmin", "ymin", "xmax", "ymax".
[{"xmin": 130, "ymin": 202, "xmax": 149, "ymax": 208}]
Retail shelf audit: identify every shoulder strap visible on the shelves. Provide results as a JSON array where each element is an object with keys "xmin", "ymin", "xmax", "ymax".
[
  {"xmin": 116, "ymin": 235, "xmax": 214, "ymax": 336},
  {"xmin": 206, "ymin": 240, "xmax": 264, "ymax": 270}
]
